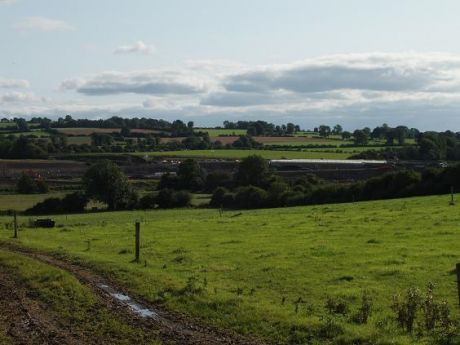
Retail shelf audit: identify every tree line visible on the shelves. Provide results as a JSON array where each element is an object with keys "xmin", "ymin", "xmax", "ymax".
[{"xmin": 24, "ymin": 155, "xmax": 460, "ymax": 215}]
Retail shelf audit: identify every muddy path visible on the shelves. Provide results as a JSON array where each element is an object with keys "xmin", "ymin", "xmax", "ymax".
[
  {"xmin": 0, "ymin": 266, "xmax": 77, "ymax": 345},
  {"xmin": 0, "ymin": 245, "xmax": 266, "ymax": 345}
]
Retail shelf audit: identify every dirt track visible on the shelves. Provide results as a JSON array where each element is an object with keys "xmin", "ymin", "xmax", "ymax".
[{"xmin": 0, "ymin": 246, "xmax": 266, "ymax": 345}]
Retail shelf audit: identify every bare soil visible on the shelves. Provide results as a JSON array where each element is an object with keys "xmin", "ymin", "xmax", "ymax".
[{"xmin": 0, "ymin": 245, "xmax": 266, "ymax": 345}]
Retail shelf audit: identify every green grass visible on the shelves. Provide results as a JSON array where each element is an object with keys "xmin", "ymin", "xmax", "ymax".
[
  {"xmin": 137, "ymin": 149, "xmax": 351, "ymax": 160},
  {"xmin": 67, "ymin": 136, "xmax": 92, "ymax": 145},
  {"xmin": 194, "ymin": 128, "xmax": 247, "ymax": 136},
  {"xmin": 1, "ymin": 194, "xmax": 458, "ymax": 344},
  {"xmin": 0, "ymin": 249, "xmax": 160, "ymax": 344},
  {"xmin": 0, "ymin": 192, "xmax": 66, "ymax": 211}
]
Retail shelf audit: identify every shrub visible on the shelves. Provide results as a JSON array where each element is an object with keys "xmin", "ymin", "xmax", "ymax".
[
  {"xmin": 205, "ymin": 171, "xmax": 233, "ymax": 192},
  {"xmin": 16, "ymin": 173, "xmax": 48, "ymax": 194},
  {"xmin": 325, "ymin": 296, "xmax": 349, "ymax": 316},
  {"xmin": 174, "ymin": 190, "xmax": 192, "ymax": 207},
  {"xmin": 156, "ymin": 189, "xmax": 191, "ymax": 208},
  {"xmin": 25, "ymin": 192, "xmax": 87, "ymax": 215},
  {"xmin": 61, "ymin": 192, "xmax": 88, "ymax": 213},
  {"xmin": 391, "ymin": 287, "xmax": 422, "ymax": 333},
  {"xmin": 352, "ymin": 290, "xmax": 373, "ymax": 324},
  {"xmin": 16, "ymin": 173, "xmax": 37, "ymax": 194},
  {"xmin": 222, "ymin": 192, "xmax": 235, "ymax": 208},
  {"xmin": 139, "ymin": 193, "xmax": 156, "ymax": 209},
  {"xmin": 210, "ymin": 187, "xmax": 228, "ymax": 207},
  {"xmin": 234, "ymin": 185, "xmax": 268, "ymax": 209},
  {"xmin": 35, "ymin": 179, "xmax": 49, "ymax": 193}
]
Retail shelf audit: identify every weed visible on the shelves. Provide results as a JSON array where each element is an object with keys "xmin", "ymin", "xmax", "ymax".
[
  {"xmin": 352, "ymin": 290, "xmax": 373, "ymax": 324},
  {"xmin": 325, "ymin": 296, "xmax": 348, "ymax": 316}
]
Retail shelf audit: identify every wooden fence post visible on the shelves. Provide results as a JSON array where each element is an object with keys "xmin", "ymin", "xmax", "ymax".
[
  {"xmin": 13, "ymin": 211, "xmax": 17, "ymax": 239},
  {"xmin": 456, "ymin": 263, "xmax": 460, "ymax": 306},
  {"xmin": 135, "ymin": 221, "xmax": 140, "ymax": 262}
]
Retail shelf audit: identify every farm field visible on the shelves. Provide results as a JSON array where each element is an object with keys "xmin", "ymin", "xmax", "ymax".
[
  {"xmin": 194, "ymin": 128, "xmax": 247, "ymax": 136},
  {"xmin": 1, "ymin": 194, "xmax": 458, "ymax": 344},
  {"xmin": 137, "ymin": 149, "xmax": 351, "ymax": 160},
  {"xmin": 55, "ymin": 128, "xmax": 160, "ymax": 136},
  {"xmin": 0, "ymin": 192, "xmax": 66, "ymax": 211}
]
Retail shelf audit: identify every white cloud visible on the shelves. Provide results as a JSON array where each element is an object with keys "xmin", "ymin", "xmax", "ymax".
[
  {"xmin": 30, "ymin": 52, "xmax": 460, "ymax": 130},
  {"xmin": 1, "ymin": 91, "xmax": 37, "ymax": 103},
  {"xmin": 14, "ymin": 16, "xmax": 75, "ymax": 32},
  {"xmin": 114, "ymin": 41, "xmax": 155, "ymax": 55},
  {"xmin": 0, "ymin": 77, "xmax": 30, "ymax": 89},
  {"xmin": 223, "ymin": 52, "xmax": 460, "ymax": 94},
  {"xmin": 61, "ymin": 70, "xmax": 208, "ymax": 95}
]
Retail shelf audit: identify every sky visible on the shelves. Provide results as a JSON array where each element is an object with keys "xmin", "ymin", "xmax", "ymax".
[{"xmin": 2, "ymin": 0, "xmax": 460, "ymax": 130}]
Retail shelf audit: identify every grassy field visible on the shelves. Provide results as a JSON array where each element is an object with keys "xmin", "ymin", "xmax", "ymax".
[
  {"xmin": 194, "ymin": 128, "xmax": 247, "ymax": 136},
  {"xmin": 1, "ymin": 194, "xmax": 458, "ymax": 344},
  {"xmin": 0, "ymin": 192, "xmax": 66, "ymax": 211},
  {"xmin": 0, "ymin": 249, "xmax": 161, "ymax": 344},
  {"xmin": 55, "ymin": 128, "xmax": 160, "ymax": 136},
  {"xmin": 137, "ymin": 149, "xmax": 351, "ymax": 160}
]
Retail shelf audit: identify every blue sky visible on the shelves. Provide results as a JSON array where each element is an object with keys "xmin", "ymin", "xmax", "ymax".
[{"xmin": 2, "ymin": 0, "xmax": 460, "ymax": 130}]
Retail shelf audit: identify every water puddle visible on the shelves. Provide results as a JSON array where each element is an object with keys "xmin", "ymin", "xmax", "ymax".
[{"xmin": 97, "ymin": 283, "xmax": 160, "ymax": 320}]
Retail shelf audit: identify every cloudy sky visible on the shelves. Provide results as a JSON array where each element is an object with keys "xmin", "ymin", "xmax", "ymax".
[{"xmin": 2, "ymin": 0, "xmax": 460, "ymax": 130}]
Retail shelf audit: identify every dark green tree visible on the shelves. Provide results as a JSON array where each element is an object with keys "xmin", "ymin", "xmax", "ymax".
[
  {"xmin": 83, "ymin": 160, "xmax": 137, "ymax": 210},
  {"xmin": 234, "ymin": 155, "xmax": 271, "ymax": 188},
  {"xmin": 318, "ymin": 125, "xmax": 331, "ymax": 138},
  {"xmin": 177, "ymin": 159, "xmax": 207, "ymax": 191},
  {"xmin": 353, "ymin": 130, "xmax": 369, "ymax": 145}
]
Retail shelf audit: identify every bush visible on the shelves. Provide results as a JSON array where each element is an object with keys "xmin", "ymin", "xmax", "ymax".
[
  {"xmin": 61, "ymin": 192, "xmax": 88, "ymax": 213},
  {"xmin": 35, "ymin": 180, "xmax": 49, "ymax": 193},
  {"xmin": 16, "ymin": 173, "xmax": 49, "ymax": 194},
  {"xmin": 234, "ymin": 185, "xmax": 268, "ymax": 209},
  {"xmin": 25, "ymin": 192, "xmax": 88, "ymax": 215},
  {"xmin": 174, "ymin": 190, "xmax": 192, "ymax": 207},
  {"xmin": 16, "ymin": 173, "xmax": 37, "ymax": 194},
  {"xmin": 205, "ymin": 171, "xmax": 233, "ymax": 192},
  {"xmin": 156, "ymin": 189, "xmax": 191, "ymax": 209},
  {"xmin": 210, "ymin": 187, "xmax": 228, "ymax": 207},
  {"xmin": 139, "ymin": 193, "xmax": 156, "ymax": 209}
]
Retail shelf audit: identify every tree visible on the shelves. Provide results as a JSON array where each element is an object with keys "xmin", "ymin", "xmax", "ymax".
[
  {"xmin": 16, "ymin": 118, "xmax": 29, "ymax": 132},
  {"xmin": 156, "ymin": 189, "xmax": 191, "ymax": 208},
  {"xmin": 286, "ymin": 123, "xmax": 295, "ymax": 135},
  {"xmin": 177, "ymin": 159, "xmax": 207, "ymax": 191},
  {"xmin": 232, "ymin": 135, "xmax": 260, "ymax": 149},
  {"xmin": 353, "ymin": 130, "xmax": 369, "ymax": 145},
  {"xmin": 91, "ymin": 133, "xmax": 113, "ymax": 146},
  {"xmin": 234, "ymin": 186, "xmax": 268, "ymax": 209},
  {"xmin": 395, "ymin": 126, "xmax": 408, "ymax": 145},
  {"xmin": 318, "ymin": 125, "xmax": 331, "ymax": 138},
  {"xmin": 187, "ymin": 121, "xmax": 194, "ymax": 129},
  {"xmin": 333, "ymin": 124, "xmax": 343, "ymax": 135},
  {"xmin": 234, "ymin": 155, "xmax": 271, "ymax": 188},
  {"xmin": 83, "ymin": 160, "xmax": 137, "ymax": 210},
  {"xmin": 17, "ymin": 173, "xmax": 37, "ymax": 194},
  {"xmin": 341, "ymin": 131, "xmax": 352, "ymax": 140}
]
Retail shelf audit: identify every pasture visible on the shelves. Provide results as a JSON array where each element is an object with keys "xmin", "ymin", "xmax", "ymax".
[
  {"xmin": 194, "ymin": 128, "xmax": 247, "ymax": 136},
  {"xmin": 1, "ymin": 194, "xmax": 458, "ymax": 344},
  {"xmin": 55, "ymin": 128, "xmax": 159, "ymax": 136},
  {"xmin": 0, "ymin": 192, "xmax": 66, "ymax": 211},
  {"xmin": 138, "ymin": 149, "xmax": 351, "ymax": 160}
]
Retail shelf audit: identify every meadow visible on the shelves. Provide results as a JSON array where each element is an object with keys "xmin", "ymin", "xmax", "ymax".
[
  {"xmin": 194, "ymin": 128, "xmax": 247, "ymax": 136},
  {"xmin": 0, "ymin": 192, "xmax": 66, "ymax": 211},
  {"xmin": 1, "ymin": 194, "xmax": 458, "ymax": 344},
  {"xmin": 138, "ymin": 149, "xmax": 351, "ymax": 160}
]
